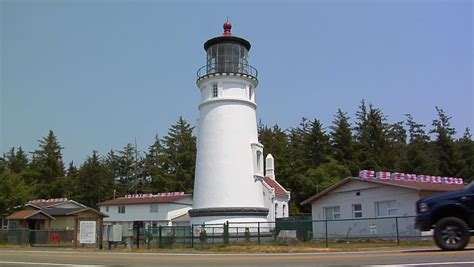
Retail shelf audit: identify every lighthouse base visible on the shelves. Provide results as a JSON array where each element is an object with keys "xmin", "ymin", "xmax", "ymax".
[{"xmin": 189, "ymin": 207, "xmax": 269, "ymax": 226}]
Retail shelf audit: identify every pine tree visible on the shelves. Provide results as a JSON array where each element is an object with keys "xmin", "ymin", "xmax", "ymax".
[
  {"xmin": 65, "ymin": 161, "xmax": 78, "ymax": 199},
  {"xmin": 306, "ymin": 119, "xmax": 330, "ymax": 168},
  {"xmin": 384, "ymin": 121, "xmax": 407, "ymax": 170},
  {"xmin": 456, "ymin": 128, "xmax": 474, "ymax": 182},
  {"xmin": 431, "ymin": 107, "xmax": 457, "ymax": 176},
  {"xmin": 258, "ymin": 124, "xmax": 292, "ymax": 196},
  {"xmin": 75, "ymin": 151, "xmax": 114, "ymax": 208},
  {"xmin": 400, "ymin": 114, "xmax": 437, "ymax": 174},
  {"xmin": 146, "ymin": 135, "xmax": 174, "ymax": 192},
  {"xmin": 161, "ymin": 117, "xmax": 196, "ymax": 193},
  {"xmin": 30, "ymin": 130, "xmax": 66, "ymax": 198},
  {"xmin": 353, "ymin": 101, "xmax": 386, "ymax": 170},
  {"xmin": 330, "ymin": 109, "xmax": 353, "ymax": 166},
  {"xmin": 5, "ymin": 147, "xmax": 29, "ymax": 174},
  {"xmin": 0, "ymin": 172, "xmax": 32, "ymax": 217}
]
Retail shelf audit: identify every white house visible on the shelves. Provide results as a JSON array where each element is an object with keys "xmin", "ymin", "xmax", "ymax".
[
  {"xmin": 301, "ymin": 173, "xmax": 465, "ymax": 239},
  {"xmin": 98, "ymin": 192, "xmax": 193, "ymax": 237},
  {"xmin": 262, "ymin": 154, "xmax": 290, "ymax": 222}
]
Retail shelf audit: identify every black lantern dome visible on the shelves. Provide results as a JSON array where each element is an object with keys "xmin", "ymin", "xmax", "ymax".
[{"xmin": 197, "ymin": 20, "xmax": 258, "ymax": 80}]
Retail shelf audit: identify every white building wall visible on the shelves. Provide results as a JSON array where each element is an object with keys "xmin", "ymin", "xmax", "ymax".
[
  {"xmin": 274, "ymin": 196, "xmax": 289, "ymax": 219},
  {"xmin": 310, "ymin": 180, "xmax": 419, "ymax": 239},
  {"xmin": 262, "ymin": 186, "xmax": 289, "ymax": 222},
  {"xmin": 263, "ymin": 186, "xmax": 274, "ymax": 222},
  {"xmin": 100, "ymin": 197, "xmax": 193, "ymax": 223}
]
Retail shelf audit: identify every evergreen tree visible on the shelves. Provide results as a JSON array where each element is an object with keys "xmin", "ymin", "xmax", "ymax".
[
  {"xmin": 431, "ymin": 107, "xmax": 458, "ymax": 176},
  {"xmin": 146, "ymin": 135, "xmax": 174, "ymax": 192},
  {"xmin": 75, "ymin": 151, "xmax": 114, "ymax": 208},
  {"xmin": 0, "ymin": 172, "xmax": 32, "ymax": 217},
  {"xmin": 5, "ymin": 147, "xmax": 29, "ymax": 174},
  {"xmin": 456, "ymin": 128, "xmax": 474, "ymax": 182},
  {"xmin": 0, "ymin": 155, "xmax": 6, "ymax": 174},
  {"xmin": 353, "ymin": 101, "xmax": 387, "ymax": 170},
  {"xmin": 400, "ymin": 114, "xmax": 437, "ymax": 174},
  {"xmin": 65, "ymin": 161, "xmax": 78, "ymax": 199},
  {"xmin": 405, "ymin": 114, "xmax": 430, "ymax": 143},
  {"xmin": 384, "ymin": 121, "xmax": 407, "ymax": 170},
  {"xmin": 30, "ymin": 130, "xmax": 66, "ymax": 198},
  {"xmin": 330, "ymin": 109, "xmax": 353, "ymax": 166},
  {"xmin": 161, "ymin": 117, "xmax": 196, "ymax": 193},
  {"xmin": 258, "ymin": 124, "xmax": 292, "ymax": 197},
  {"xmin": 306, "ymin": 119, "xmax": 330, "ymax": 167}
]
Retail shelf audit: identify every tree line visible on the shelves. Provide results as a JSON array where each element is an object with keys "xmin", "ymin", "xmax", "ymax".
[{"xmin": 1, "ymin": 101, "xmax": 473, "ymax": 217}]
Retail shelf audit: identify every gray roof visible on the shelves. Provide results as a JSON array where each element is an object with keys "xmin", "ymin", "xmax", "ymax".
[{"xmin": 42, "ymin": 207, "xmax": 83, "ymax": 216}]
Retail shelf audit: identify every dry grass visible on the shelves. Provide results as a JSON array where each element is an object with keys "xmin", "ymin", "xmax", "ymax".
[{"xmin": 5, "ymin": 239, "xmax": 470, "ymax": 254}]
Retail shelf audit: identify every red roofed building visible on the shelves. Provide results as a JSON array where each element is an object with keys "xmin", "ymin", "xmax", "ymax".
[
  {"xmin": 262, "ymin": 154, "xmax": 291, "ymax": 222},
  {"xmin": 301, "ymin": 175, "xmax": 466, "ymax": 239}
]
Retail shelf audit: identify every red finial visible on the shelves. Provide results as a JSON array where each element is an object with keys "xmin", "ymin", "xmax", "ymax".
[{"xmin": 223, "ymin": 18, "xmax": 232, "ymax": 36}]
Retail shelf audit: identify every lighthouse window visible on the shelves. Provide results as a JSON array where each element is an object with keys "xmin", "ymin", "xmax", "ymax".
[
  {"xmin": 212, "ymin": 84, "xmax": 218, "ymax": 98},
  {"xmin": 249, "ymin": 86, "xmax": 253, "ymax": 100}
]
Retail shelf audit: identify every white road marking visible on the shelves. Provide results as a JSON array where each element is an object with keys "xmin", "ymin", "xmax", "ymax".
[
  {"xmin": 0, "ymin": 248, "xmax": 446, "ymax": 256},
  {"xmin": 370, "ymin": 262, "xmax": 474, "ymax": 266},
  {"xmin": 0, "ymin": 261, "xmax": 104, "ymax": 266}
]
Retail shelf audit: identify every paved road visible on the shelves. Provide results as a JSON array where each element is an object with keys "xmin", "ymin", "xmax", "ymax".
[{"xmin": 0, "ymin": 249, "xmax": 473, "ymax": 266}]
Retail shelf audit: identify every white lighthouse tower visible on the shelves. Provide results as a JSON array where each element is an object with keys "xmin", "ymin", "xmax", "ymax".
[{"xmin": 189, "ymin": 21, "xmax": 269, "ymax": 225}]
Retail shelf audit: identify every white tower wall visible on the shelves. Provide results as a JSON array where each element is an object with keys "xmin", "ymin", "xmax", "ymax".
[
  {"xmin": 195, "ymin": 77, "xmax": 261, "ymax": 208},
  {"xmin": 191, "ymin": 74, "xmax": 268, "ymax": 225}
]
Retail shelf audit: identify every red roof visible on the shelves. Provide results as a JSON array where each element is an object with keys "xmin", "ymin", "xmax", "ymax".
[
  {"xmin": 6, "ymin": 209, "xmax": 55, "ymax": 220},
  {"xmin": 301, "ymin": 177, "xmax": 466, "ymax": 206},
  {"xmin": 263, "ymin": 177, "xmax": 290, "ymax": 197},
  {"xmin": 98, "ymin": 193, "xmax": 192, "ymax": 206},
  {"xmin": 28, "ymin": 198, "xmax": 71, "ymax": 208}
]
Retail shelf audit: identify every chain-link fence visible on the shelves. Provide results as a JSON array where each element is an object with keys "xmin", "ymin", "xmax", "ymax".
[
  {"xmin": 1, "ymin": 216, "xmax": 430, "ymax": 249},
  {"xmin": 0, "ymin": 229, "xmax": 76, "ymax": 246},
  {"xmin": 141, "ymin": 216, "xmax": 428, "ymax": 249},
  {"xmin": 0, "ymin": 229, "xmax": 29, "ymax": 244}
]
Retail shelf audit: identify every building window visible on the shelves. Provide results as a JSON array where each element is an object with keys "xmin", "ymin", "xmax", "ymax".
[
  {"xmin": 150, "ymin": 204, "xmax": 159, "ymax": 213},
  {"xmin": 118, "ymin": 205, "xmax": 126, "ymax": 214},
  {"xmin": 249, "ymin": 86, "xmax": 253, "ymax": 100},
  {"xmin": 256, "ymin": 151, "xmax": 262, "ymax": 172},
  {"xmin": 275, "ymin": 203, "xmax": 278, "ymax": 218},
  {"xmin": 105, "ymin": 206, "xmax": 109, "ymax": 212},
  {"xmin": 282, "ymin": 205, "xmax": 286, "ymax": 217},
  {"xmin": 324, "ymin": 206, "xmax": 340, "ymax": 220},
  {"xmin": 212, "ymin": 84, "xmax": 218, "ymax": 98},
  {"xmin": 376, "ymin": 200, "xmax": 398, "ymax": 217},
  {"xmin": 352, "ymin": 204, "xmax": 362, "ymax": 218}
]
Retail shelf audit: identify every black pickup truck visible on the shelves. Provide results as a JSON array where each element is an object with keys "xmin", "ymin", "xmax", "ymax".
[{"xmin": 415, "ymin": 182, "xmax": 474, "ymax": 250}]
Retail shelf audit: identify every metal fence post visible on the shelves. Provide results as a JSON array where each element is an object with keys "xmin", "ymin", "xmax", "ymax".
[
  {"xmin": 190, "ymin": 224, "xmax": 194, "ymax": 248},
  {"xmin": 147, "ymin": 226, "xmax": 150, "ymax": 249},
  {"xmin": 257, "ymin": 222, "xmax": 261, "ymax": 245},
  {"xmin": 395, "ymin": 217, "xmax": 400, "ymax": 246},
  {"xmin": 158, "ymin": 225, "xmax": 162, "ymax": 248},
  {"xmin": 325, "ymin": 220, "xmax": 328, "ymax": 248}
]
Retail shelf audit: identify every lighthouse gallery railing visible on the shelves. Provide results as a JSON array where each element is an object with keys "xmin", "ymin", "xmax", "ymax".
[{"xmin": 197, "ymin": 62, "xmax": 258, "ymax": 80}]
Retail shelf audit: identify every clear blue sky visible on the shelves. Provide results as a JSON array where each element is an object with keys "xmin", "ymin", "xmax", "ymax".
[{"xmin": 1, "ymin": 0, "xmax": 473, "ymax": 165}]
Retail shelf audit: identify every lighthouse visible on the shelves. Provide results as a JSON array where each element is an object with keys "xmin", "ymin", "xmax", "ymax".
[{"xmin": 189, "ymin": 21, "xmax": 269, "ymax": 225}]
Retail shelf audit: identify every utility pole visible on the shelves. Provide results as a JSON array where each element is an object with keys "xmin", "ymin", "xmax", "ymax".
[{"xmin": 134, "ymin": 138, "xmax": 139, "ymax": 194}]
